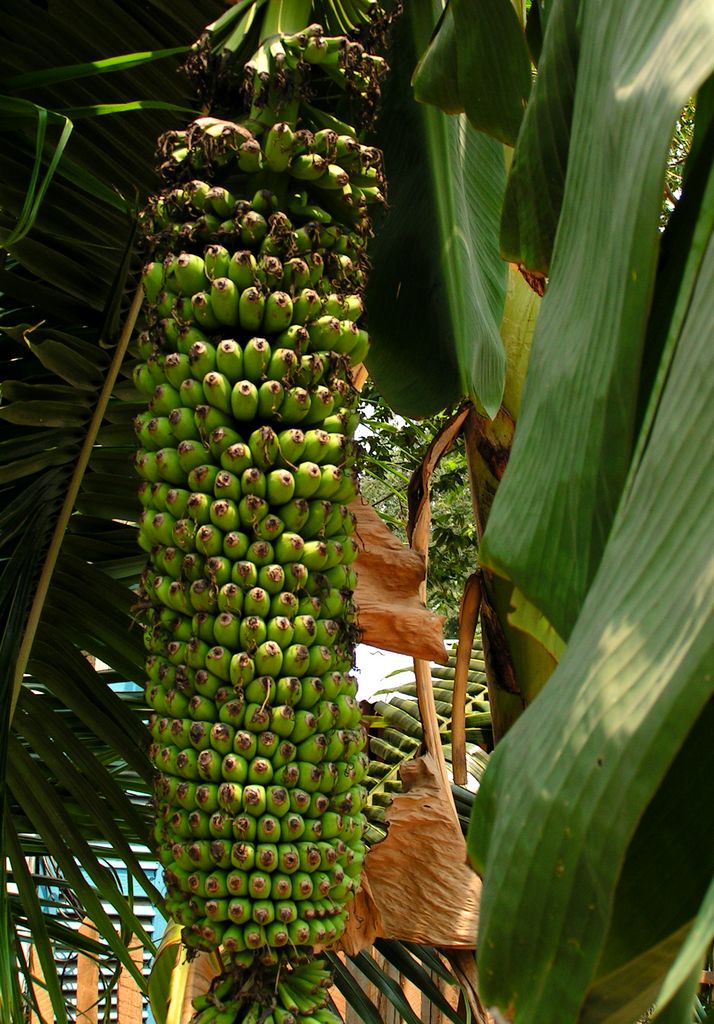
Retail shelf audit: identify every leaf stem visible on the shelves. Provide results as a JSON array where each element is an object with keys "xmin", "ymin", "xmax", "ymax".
[
  {"xmin": 260, "ymin": 0, "xmax": 313, "ymax": 39},
  {"xmin": 452, "ymin": 572, "xmax": 482, "ymax": 785},
  {"xmin": 10, "ymin": 285, "xmax": 144, "ymax": 721}
]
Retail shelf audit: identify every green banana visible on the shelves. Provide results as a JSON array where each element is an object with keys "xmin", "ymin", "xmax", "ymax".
[{"xmin": 137, "ymin": 44, "xmax": 379, "ymax": 991}]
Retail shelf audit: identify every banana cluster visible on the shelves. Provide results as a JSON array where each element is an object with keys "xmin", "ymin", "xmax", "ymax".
[
  {"xmin": 133, "ymin": 114, "xmax": 379, "ymax": 959},
  {"xmin": 190, "ymin": 956, "xmax": 340, "ymax": 1024},
  {"xmin": 151, "ymin": 115, "xmax": 384, "ymax": 243}
]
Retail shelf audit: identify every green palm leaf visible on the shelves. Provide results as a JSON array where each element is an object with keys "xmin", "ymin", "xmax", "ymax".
[
  {"xmin": 0, "ymin": 310, "xmax": 159, "ymax": 1017},
  {"xmin": 0, "ymin": 3, "xmax": 224, "ymax": 1016}
]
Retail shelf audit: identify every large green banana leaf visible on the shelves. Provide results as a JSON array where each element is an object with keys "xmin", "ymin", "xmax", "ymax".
[
  {"xmin": 458, "ymin": 2, "xmax": 714, "ymax": 1021},
  {"xmin": 413, "ymin": 0, "xmax": 714, "ymax": 1020},
  {"xmin": 478, "ymin": 0, "xmax": 714, "ymax": 640},
  {"xmin": 365, "ymin": 3, "xmax": 508, "ymax": 419},
  {"xmin": 412, "ymin": 0, "xmax": 531, "ymax": 148},
  {"xmin": 470, "ymin": 214, "xmax": 714, "ymax": 1022},
  {"xmin": 498, "ymin": 0, "xmax": 579, "ymax": 273}
]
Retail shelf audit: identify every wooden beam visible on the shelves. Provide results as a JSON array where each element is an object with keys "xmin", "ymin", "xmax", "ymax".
[
  {"xmin": 76, "ymin": 919, "xmax": 99, "ymax": 1023},
  {"xmin": 116, "ymin": 936, "xmax": 144, "ymax": 1024},
  {"xmin": 372, "ymin": 952, "xmax": 401, "ymax": 1024},
  {"xmin": 27, "ymin": 944, "xmax": 53, "ymax": 1024}
]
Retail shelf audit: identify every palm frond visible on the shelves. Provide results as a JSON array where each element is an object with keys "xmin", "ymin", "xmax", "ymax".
[
  {"xmin": 0, "ymin": 3, "xmax": 224, "ymax": 1016},
  {"xmin": 363, "ymin": 632, "xmax": 491, "ymax": 835}
]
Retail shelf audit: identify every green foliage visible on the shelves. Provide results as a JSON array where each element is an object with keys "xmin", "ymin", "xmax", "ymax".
[
  {"xmin": 417, "ymin": 3, "xmax": 714, "ymax": 1023},
  {"xmin": 3, "ymin": 2, "xmax": 711, "ymax": 1022},
  {"xmin": 480, "ymin": 5, "xmax": 714, "ymax": 642},
  {"xmin": 664, "ymin": 100, "xmax": 697, "ymax": 224},
  {"xmin": 0, "ymin": 3, "xmax": 225, "ymax": 1017},
  {"xmin": 366, "ymin": 3, "xmax": 508, "ymax": 419}
]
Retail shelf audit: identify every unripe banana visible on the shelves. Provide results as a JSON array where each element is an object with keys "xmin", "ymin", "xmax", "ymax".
[{"xmin": 138, "ymin": 101, "xmax": 373, "ymax": 979}]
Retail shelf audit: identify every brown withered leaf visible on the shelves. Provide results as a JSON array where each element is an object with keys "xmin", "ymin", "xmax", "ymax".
[
  {"xmin": 352, "ymin": 498, "xmax": 448, "ymax": 664},
  {"xmin": 340, "ymin": 751, "xmax": 481, "ymax": 952}
]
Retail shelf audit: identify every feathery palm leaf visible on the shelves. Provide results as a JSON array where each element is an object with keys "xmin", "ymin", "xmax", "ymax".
[
  {"xmin": 1, "ymin": 3, "xmax": 223, "ymax": 1017},
  {"xmin": 363, "ymin": 633, "xmax": 490, "ymax": 835}
]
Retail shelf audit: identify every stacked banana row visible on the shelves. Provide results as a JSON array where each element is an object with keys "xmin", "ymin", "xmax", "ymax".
[
  {"xmin": 190, "ymin": 956, "xmax": 340, "ymax": 1024},
  {"xmin": 152, "ymin": 115, "xmax": 384, "ymax": 246},
  {"xmin": 134, "ymin": 115, "xmax": 381, "ymax": 960}
]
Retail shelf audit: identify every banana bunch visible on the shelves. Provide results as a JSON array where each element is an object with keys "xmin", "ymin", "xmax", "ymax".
[
  {"xmin": 133, "ymin": 109, "xmax": 381, "ymax": 962},
  {"xmin": 277, "ymin": 21, "xmax": 387, "ymax": 93},
  {"xmin": 151, "ymin": 114, "xmax": 384, "ymax": 243},
  {"xmin": 189, "ymin": 955, "xmax": 340, "ymax": 1024}
]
